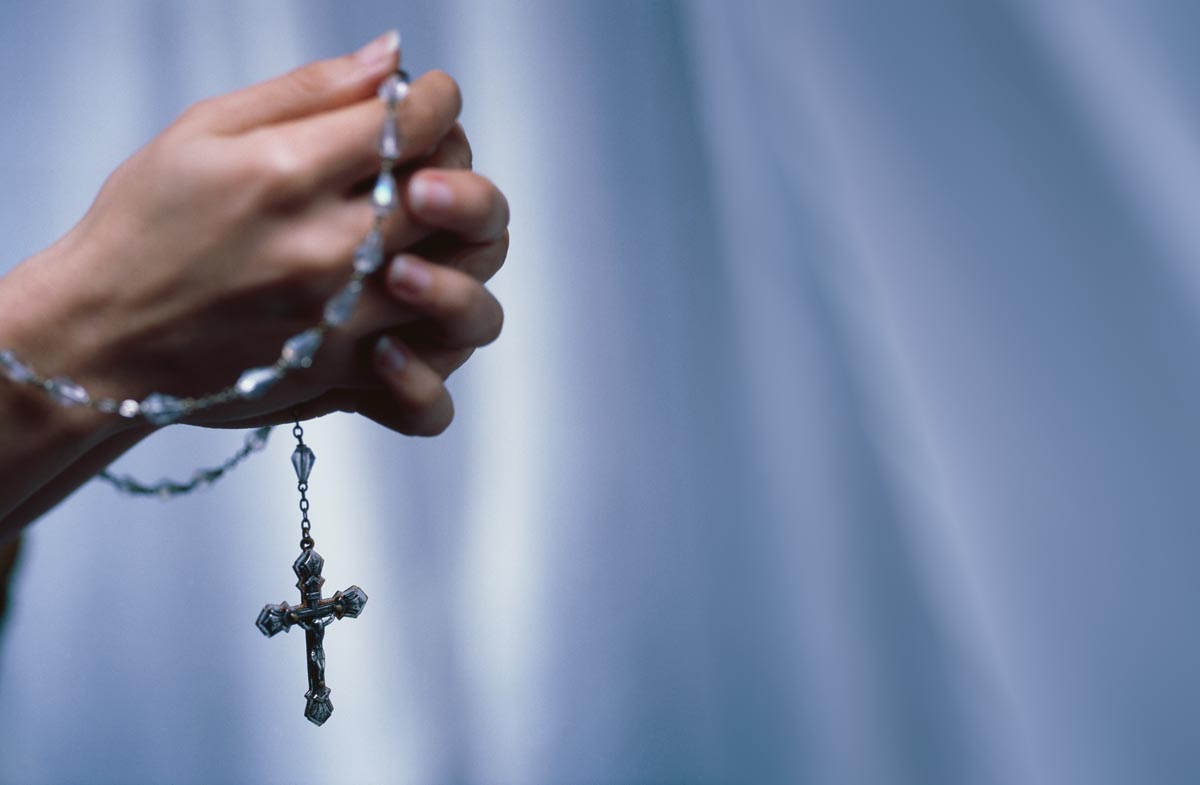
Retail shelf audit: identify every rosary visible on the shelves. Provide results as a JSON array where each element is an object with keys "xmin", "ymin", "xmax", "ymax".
[{"xmin": 0, "ymin": 65, "xmax": 413, "ymax": 726}]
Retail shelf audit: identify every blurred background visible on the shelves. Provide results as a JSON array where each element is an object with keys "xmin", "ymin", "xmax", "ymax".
[{"xmin": 3, "ymin": 1, "xmax": 1200, "ymax": 783}]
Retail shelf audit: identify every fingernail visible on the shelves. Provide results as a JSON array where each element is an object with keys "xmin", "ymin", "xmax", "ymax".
[
  {"xmin": 387, "ymin": 254, "xmax": 434, "ymax": 298},
  {"xmin": 409, "ymin": 176, "xmax": 455, "ymax": 212},
  {"xmin": 354, "ymin": 30, "xmax": 401, "ymax": 70},
  {"xmin": 374, "ymin": 335, "xmax": 408, "ymax": 375}
]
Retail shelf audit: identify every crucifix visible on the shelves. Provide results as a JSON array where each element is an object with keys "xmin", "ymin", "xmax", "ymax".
[
  {"xmin": 257, "ymin": 548, "xmax": 368, "ymax": 725},
  {"xmin": 256, "ymin": 422, "xmax": 368, "ymax": 726}
]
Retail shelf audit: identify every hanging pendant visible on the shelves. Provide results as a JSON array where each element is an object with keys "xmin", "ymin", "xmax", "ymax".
[
  {"xmin": 256, "ymin": 421, "xmax": 368, "ymax": 726},
  {"xmin": 256, "ymin": 548, "xmax": 368, "ymax": 726}
]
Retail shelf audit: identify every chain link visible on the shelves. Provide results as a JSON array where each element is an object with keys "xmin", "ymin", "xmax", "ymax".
[{"xmin": 293, "ymin": 419, "xmax": 315, "ymax": 550}]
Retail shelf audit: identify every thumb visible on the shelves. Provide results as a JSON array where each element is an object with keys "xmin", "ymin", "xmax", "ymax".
[{"xmin": 205, "ymin": 30, "xmax": 401, "ymax": 133}]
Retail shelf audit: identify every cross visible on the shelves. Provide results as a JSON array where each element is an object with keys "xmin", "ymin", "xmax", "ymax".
[{"xmin": 257, "ymin": 548, "xmax": 367, "ymax": 726}]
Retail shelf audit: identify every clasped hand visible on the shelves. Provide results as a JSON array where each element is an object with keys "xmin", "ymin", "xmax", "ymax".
[{"xmin": 3, "ymin": 31, "xmax": 508, "ymax": 438}]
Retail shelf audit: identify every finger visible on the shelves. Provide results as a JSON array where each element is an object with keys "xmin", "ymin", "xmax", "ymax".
[
  {"xmin": 355, "ymin": 121, "xmax": 472, "ymax": 192},
  {"xmin": 343, "ymin": 251, "xmax": 504, "ymax": 348},
  {"xmin": 403, "ymin": 170, "xmax": 510, "ymax": 244},
  {"xmin": 292, "ymin": 389, "xmax": 365, "ymax": 421},
  {"xmin": 400, "ymin": 342, "xmax": 476, "ymax": 381},
  {"xmin": 288, "ymin": 70, "xmax": 464, "ymax": 194},
  {"xmin": 319, "ymin": 124, "xmax": 475, "ymax": 257},
  {"xmin": 411, "ymin": 231, "xmax": 510, "ymax": 284},
  {"xmin": 202, "ymin": 31, "xmax": 401, "ymax": 133},
  {"xmin": 371, "ymin": 336, "xmax": 456, "ymax": 436},
  {"xmin": 421, "ymin": 345, "xmax": 476, "ymax": 380},
  {"xmin": 380, "ymin": 254, "xmax": 504, "ymax": 347},
  {"xmin": 290, "ymin": 330, "xmax": 477, "ymax": 398},
  {"xmin": 423, "ymin": 123, "xmax": 473, "ymax": 172}
]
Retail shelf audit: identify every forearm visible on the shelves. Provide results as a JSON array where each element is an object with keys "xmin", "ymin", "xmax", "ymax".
[
  {"xmin": 1, "ymin": 423, "xmax": 154, "ymax": 536},
  {"xmin": 0, "ymin": 244, "xmax": 143, "ymax": 538},
  {"xmin": 0, "ymin": 381, "xmax": 130, "ymax": 540}
]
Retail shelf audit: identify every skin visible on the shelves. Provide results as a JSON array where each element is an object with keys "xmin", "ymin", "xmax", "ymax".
[{"xmin": 0, "ymin": 32, "xmax": 510, "ymax": 538}]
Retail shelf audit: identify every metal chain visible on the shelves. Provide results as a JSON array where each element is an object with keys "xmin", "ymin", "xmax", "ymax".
[
  {"xmin": 293, "ymin": 420, "xmax": 315, "ymax": 551},
  {"xmin": 97, "ymin": 426, "xmax": 274, "ymax": 498}
]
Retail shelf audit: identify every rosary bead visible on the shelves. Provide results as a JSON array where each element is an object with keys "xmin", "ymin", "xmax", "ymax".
[
  {"xmin": 140, "ymin": 393, "xmax": 186, "ymax": 425},
  {"xmin": 282, "ymin": 329, "xmax": 324, "ymax": 369},
  {"xmin": 377, "ymin": 73, "xmax": 410, "ymax": 106},
  {"xmin": 247, "ymin": 427, "xmax": 271, "ymax": 452},
  {"xmin": 372, "ymin": 171, "xmax": 398, "ymax": 215},
  {"xmin": 0, "ymin": 350, "xmax": 35, "ymax": 383},
  {"xmin": 378, "ymin": 118, "xmax": 400, "ymax": 160},
  {"xmin": 353, "ymin": 229, "xmax": 385, "ymax": 274},
  {"xmin": 118, "ymin": 399, "xmax": 141, "ymax": 418},
  {"xmin": 291, "ymin": 444, "xmax": 316, "ymax": 483},
  {"xmin": 323, "ymin": 281, "xmax": 362, "ymax": 327},
  {"xmin": 47, "ymin": 377, "xmax": 89, "ymax": 407},
  {"xmin": 236, "ymin": 366, "xmax": 283, "ymax": 399}
]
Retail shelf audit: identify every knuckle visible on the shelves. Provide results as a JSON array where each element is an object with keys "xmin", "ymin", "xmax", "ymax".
[
  {"xmin": 434, "ymin": 125, "xmax": 472, "ymax": 170},
  {"xmin": 177, "ymin": 97, "xmax": 218, "ymax": 128},
  {"xmin": 280, "ymin": 225, "xmax": 355, "ymax": 278},
  {"xmin": 252, "ymin": 134, "xmax": 311, "ymax": 202},
  {"xmin": 439, "ymin": 275, "xmax": 477, "ymax": 318},
  {"xmin": 467, "ymin": 236, "xmax": 509, "ymax": 284}
]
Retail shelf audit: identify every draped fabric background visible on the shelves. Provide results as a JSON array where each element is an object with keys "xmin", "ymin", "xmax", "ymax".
[{"xmin": 2, "ymin": 2, "xmax": 1198, "ymax": 783}]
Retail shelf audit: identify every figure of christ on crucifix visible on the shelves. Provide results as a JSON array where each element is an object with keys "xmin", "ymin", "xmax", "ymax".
[{"xmin": 257, "ymin": 549, "xmax": 368, "ymax": 726}]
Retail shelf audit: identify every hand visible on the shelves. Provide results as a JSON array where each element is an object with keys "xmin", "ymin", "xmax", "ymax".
[
  {"xmin": 224, "ymin": 154, "xmax": 512, "ymax": 436},
  {"xmin": 0, "ymin": 32, "xmax": 490, "ymax": 435}
]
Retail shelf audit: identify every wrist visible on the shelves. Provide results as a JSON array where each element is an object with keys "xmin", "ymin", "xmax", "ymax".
[{"xmin": 0, "ymin": 236, "xmax": 145, "ymax": 445}]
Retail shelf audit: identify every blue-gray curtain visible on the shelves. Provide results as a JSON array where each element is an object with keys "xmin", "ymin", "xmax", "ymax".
[{"xmin": 2, "ymin": 2, "xmax": 1198, "ymax": 784}]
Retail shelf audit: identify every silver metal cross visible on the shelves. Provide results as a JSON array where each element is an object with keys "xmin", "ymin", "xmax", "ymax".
[{"xmin": 257, "ymin": 548, "xmax": 367, "ymax": 726}]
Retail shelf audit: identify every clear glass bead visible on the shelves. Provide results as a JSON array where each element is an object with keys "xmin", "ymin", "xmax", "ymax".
[
  {"xmin": 118, "ymin": 399, "xmax": 140, "ymax": 418},
  {"xmin": 140, "ymin": 393, "xmax": 185, "ymax": 425},
  {"xmin": 377, "ymin": 75, "xmax": 396, "ymax": 102},
  {"xmin": 48, "ymin": 376, "xmax": 89, "ymax": 406},
  {"xmin": 353, "ymin": 229, "xmax": 385, "ymax": 274},
  {"xmin": 377, "ymin": 74, "xmax": 410, "ymax": 105},
  {"xmin": 96, "ymin": 398, "xmax": 119, "ymax": 414},
  {"xmin": 292, "ymin": 444, "xmax": 316, "ymax": 483},
  {"xmin": 235, "ymin": 366, "xmax": 282, "ymax": 399},
  {"xmin": 282, "ymin": 329, "xmax": 323, "ymax": 369},
  {"xmin": 372, "ymin": 171, "xmax": 398, "ymax": 215},
  {"xmin": 0, "ymin": 350, "xmax": 34, "ymax": 383},
  {"xmin": 323, "ymin": 281, "xmax": 363, "ymax": 326},
  {"xmin": 247, "ymin": 427, "xmax": 271, "ymax": 451},
  {"xmin": 378, "ymin": 119, "xmax": 400, "ymax": 160}
]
